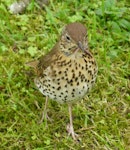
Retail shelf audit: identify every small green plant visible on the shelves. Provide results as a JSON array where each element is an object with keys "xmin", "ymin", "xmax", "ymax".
[{"xmin": 96, "ymin": 0, "xmax": 130, "ymax": 42}]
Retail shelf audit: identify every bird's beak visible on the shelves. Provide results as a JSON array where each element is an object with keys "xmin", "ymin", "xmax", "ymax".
[
  {"xmin": 78, "ymin": 41, "xmax": 85, "ymax": 51},
  {"xmin": 78, "ymin": 41, "xmax": 92, "ymax": 57}
]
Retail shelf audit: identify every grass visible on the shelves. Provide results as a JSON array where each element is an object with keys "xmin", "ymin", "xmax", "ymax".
[{"xmin": 0, "ymin": 0, "xmax": 130, "ymax": 149}]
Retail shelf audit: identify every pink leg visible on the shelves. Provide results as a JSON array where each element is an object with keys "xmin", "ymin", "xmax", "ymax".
[
  {"xmin": 67, "ymin": 104, "xmax": 78, "ymax": 140},
  {"xmin": 38, "ymin": 96, "xmax": 48, "ymax": 124}
]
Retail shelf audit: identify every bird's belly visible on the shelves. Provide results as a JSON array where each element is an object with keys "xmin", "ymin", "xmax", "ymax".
[
  {"xmin": 34, "ymin": 75, "xmax": 96, "ymax": 103},
  {"xmin": 34, "ymin": 57, "xmax": 97, "ymax": 103}
]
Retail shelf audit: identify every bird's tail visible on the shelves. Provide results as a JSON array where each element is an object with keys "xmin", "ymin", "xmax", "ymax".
[{"xmin": 25, "ymin": 60, "xmax": 39, "ymax": 69}]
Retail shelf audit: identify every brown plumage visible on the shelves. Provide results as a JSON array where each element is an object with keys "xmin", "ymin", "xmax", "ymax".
[{"xmin": 26, "ymin": 22, "xmax": 98, "ymax": 140}]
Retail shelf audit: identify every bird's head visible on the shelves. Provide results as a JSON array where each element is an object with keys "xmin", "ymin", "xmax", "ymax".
[{"xmin": 59, "ymin": 22, "xmax": 89, "ymax": 56}]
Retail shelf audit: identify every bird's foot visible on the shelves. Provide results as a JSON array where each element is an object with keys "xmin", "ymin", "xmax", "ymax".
[
  {"xmin": 38, "ymin": 111, "xmax": 52, "ymax": 124},
  {"xmin": 34, "ymin": 98, "xmax": 52, "ymax": 124},
  {"xmin": 66, "ymin": 124, "xmax": 79, "ymax": 141}
]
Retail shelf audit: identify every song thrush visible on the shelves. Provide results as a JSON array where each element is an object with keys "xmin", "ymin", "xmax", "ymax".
[{"xmin": 26, "ymin": 22, "xmax": 98, "ymax": 140}]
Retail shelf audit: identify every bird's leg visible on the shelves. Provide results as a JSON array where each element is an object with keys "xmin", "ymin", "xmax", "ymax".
[
  {"xmin": 38, "ymin": 96, "xmax": 50, "ymax": 124},
  {"xmin": 67, "ymin": 104, "xmax": 78, "ymax": 140}
]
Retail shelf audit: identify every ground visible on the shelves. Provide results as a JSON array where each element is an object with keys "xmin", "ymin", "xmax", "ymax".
[{"xmin": 0, "ymin": 0, "xmax": 130, "ymax": 149}]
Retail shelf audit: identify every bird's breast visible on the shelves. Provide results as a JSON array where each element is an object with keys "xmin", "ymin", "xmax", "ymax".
[{"xmin": 34, "ymin": 53, "xmax": 98, "ymax": 103}]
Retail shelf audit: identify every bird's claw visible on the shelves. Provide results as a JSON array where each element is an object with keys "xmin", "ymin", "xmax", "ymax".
[{"xmin": 66, "ymin": 124, "xmax": 79, "ymax": 141}]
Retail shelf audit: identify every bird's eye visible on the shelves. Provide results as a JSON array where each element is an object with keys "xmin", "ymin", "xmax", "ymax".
[{"xmin": 66, "ymin": 35, "xmax": 71, "ymax": 41}]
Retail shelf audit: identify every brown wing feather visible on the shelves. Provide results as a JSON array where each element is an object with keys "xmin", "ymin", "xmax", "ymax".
[{"xmin": 26, "ymin": 43, "xmax": 59, "ymax": 76}]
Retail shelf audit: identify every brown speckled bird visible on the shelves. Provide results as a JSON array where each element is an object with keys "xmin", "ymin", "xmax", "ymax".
[{"xmin": 26, "ymin": 22, "xmax": 98, "ymax": 140}]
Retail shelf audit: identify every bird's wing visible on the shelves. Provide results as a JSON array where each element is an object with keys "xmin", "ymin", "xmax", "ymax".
[{"xmin": 26, "ymin": 43, "xmax": 59, "ymax": 75}]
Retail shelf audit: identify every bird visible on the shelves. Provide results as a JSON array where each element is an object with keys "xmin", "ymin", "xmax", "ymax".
[{"xmin": 26, "ymin": 22, "xmax": 98, "ymax": 140}]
